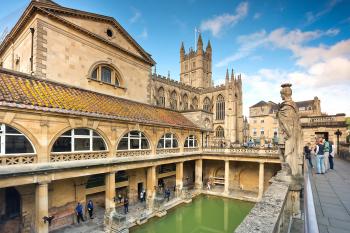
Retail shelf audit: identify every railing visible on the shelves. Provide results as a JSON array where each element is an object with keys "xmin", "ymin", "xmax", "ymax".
[
  {"xmin": 0, "ymin": 154, "xmax": 37, "ymax": 166},
  {"xmin": 203, "ymin": 147, "xmax": 280, "ymax": 157},
  {"xmin": 184, "ymin": 147, "xmax": 199, "ymax": 152},
  {"xmin": 304, "ymin": 159, "xmax": 319, "ymax": 233},
  {"xmin": 116, "ymin": 149, "xmax": 151, "ymax": 157},
  {"xmin": 50, "ymin": 151, "xmax": 108, "ymax": 162},
  {"xmin": 156, "ymin": 148, "xmax": 180, "ymax": 155}
]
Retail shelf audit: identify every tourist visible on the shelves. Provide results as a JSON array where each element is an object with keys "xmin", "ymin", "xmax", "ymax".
[
  {"xmin": 304, "ymin": 143, "xmax": 313, "ymax": 168},
  {"xmin": 118, "ymin": 194, "xmax": 122, "ymax": 203},
  {"xmin": 315, "ymin": 138, "xmax": 325, "ymax": 174},
  {"xmin": 143, "ymin": 190, "xmax": 147, "ymax": 202},
  {"xmin": 324, "ymin": 138, "xmax": 330, "ymax": 171},
  {"xmin": 123, "ymin": 197, "xmax": 129, "ymax": 214},
  {"xmin": 87, "ymin": 200, "xmax": 94, "ymax": 219},
  {"xmin": 329, "ymin": 141, "xmax": 335, "ymax": 170},
  {"xmin": 75, "ymin": 202, "xmax": 85, "ymax": 224},
  {"xmin": 140, "ymin": 191, "xmax": 144, "ymax": 202},
  {"xmin": 207, "ymin": 181, "xmax": 211, "ymax": 190}
]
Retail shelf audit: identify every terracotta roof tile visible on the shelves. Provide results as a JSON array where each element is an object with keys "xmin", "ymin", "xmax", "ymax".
[{"xmin": 0, "ymin": 69, "xmax": 198, "ymax": 129}]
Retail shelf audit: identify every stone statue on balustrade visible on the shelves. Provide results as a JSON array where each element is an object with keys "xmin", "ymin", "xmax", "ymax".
[{"xmin": 276, "ymin": 84, "xmax": 303, "ymax": 177}]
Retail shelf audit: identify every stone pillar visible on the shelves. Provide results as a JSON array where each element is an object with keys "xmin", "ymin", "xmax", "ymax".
[
  {"xmin": 35, "ymin": 182, "xmax": 49, "ymax": 233},
  {"xmin": 195, "ymin": 159, "xmax": 203, "ymax": 189},
  {"xmin": 258, "ymin": 162, "xmax": 264, "ymax": 200},
  {"xmin": 176, "ymin": 162, "xmax": 184, "ymax": 190},
  {"xmin": 105, "ymin": 172, "xmax": 115, "ymax": 210},
  {"xmin": 146, "ymin": 166, "xmax": 156, "ymax": 210},
  {"xmin": 224, "ymin": 160, "xmax": 230, "ymax": 194}
]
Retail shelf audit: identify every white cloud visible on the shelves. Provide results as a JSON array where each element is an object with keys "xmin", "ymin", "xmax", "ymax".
[
  {"xmin": 200, "ymin": 2, "xmax": 248, "ymax": 37},
  {"xmin": 129, "ymin": 8, "xmax": 142, "ymax": 24},
  {"xmin": 139, "ymin": 28, "xmax": 148, "ymax": 39},
  {"xmin": 305, "ymin": 0, "xmax": 342, "ymax": 25},
  {"xmin": 253, "ymin": 13, "xmax": 261, "ymax": 20}
]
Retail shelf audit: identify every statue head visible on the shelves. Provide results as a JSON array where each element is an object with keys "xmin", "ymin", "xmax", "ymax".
[{"xmin": 280, "ymin": 83, "xmax": 292, "ymax": 101}]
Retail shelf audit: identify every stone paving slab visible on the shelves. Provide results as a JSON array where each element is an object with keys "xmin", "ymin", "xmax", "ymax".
[{"xmin": 310, "ymin": 157, "xmax": 350, "ymax": 233}]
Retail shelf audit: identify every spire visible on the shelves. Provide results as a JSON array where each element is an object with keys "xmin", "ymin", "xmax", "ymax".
[
  {"xmin": 180, "ymin": 42, "xmax": 185, "ymax": 61},
  {"xmin": 206, "ymin": 40, "xmax": 212, "ymax": 52},
  {"xmin": 231, "ymin": 69, "xmax": 234, "ymax": 81},
  {"xmin": 197, "ymin": 33, "xmax": 203, "ymax": 54},
  {"xmin": 225, "ymin": 68, "xmax": 229, "ymax": 84}
]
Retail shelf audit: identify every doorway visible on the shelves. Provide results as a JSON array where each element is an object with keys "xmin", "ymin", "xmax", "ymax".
[
  {"xmin": 5, "ymin": 188, "xmax": 21, "ymax": 219},
  {"xmin": 315, "ymin": 132, "xmax": 329, "ymax": 141},
  {"xmin": 137, "ymin": 182, "xmax": 143, "ymax": 201}
]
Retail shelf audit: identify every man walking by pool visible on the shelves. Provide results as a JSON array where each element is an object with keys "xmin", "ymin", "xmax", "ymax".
[{"xmin": 75, "ymin": 202, "xmax": 85, "ymax": 224}]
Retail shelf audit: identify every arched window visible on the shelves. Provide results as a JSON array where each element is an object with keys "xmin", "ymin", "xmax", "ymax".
[
  {"xmin": 90, "ymin": 64, "xmax": 121, "ymax": 87},
  {"xmin": 158, "ymin": 87, "xmax": 165, "ymax": 107},
  {"xmin": 182, "ymin": 94, "xmax": 188, "ymax": 110},
  {"xmin": 191, "ymin": 97, "xmax": 198, "ymax": 110},
  {"xmin": 216, "ymin": 95, "xmax": 225, "ymax": 120},
  {"xmin": 52, "ymin": 128, "xmax": 107, "ymax": 152},
  {"xmin": 0, "ymin": 124, "xmax": 34, "ymax": 154},
  {"xmin": 117, "ymin": 131, "xmax": 150, "ymax": 150},
  {"xmin": 203, "ymin": 97, "xmax": 211, "ymax": 112},
  {"xmin": 170, "ymin": 91, "xmax": 177, "ymax": 110},
  {"xmin": 184, "ymin": 135, "xmax": 198, "ymax": 148},
  {"xmin": 157, "ymin": 133, "xmax": 179, "ymax": 149},
  {"xmin": 215, "ymin": 126, "xmax": 224, "ymax": 138}
]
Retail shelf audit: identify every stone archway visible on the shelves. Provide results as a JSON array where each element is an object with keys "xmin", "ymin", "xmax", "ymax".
[
  {"xmin": 0, "ymin": 187, "xmax": 22, "ymax": 233},
  {"xmin": 5, "ymin": 188, "xmax": 21, "ymax": 218}
]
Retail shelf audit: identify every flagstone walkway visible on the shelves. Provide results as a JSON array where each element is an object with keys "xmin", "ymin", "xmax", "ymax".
[{"xmin": 310, "ymin": 158, "xmax": 350, "ymax": 233}]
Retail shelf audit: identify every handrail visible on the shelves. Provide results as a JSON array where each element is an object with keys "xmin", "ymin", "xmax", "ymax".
[{"xmin": 304, "ymin": 159, "xmax": 319, "ymax": 233}]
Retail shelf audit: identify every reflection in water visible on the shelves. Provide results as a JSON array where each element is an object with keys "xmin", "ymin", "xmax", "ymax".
[{"xmin": 130, "ymin": 195, "xmax": 254, "ymax": 233}]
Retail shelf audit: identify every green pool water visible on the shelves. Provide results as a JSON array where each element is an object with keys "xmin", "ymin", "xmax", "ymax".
[{"xmin": 130, "ymin": 195, "xmax": 254, "ymax": 233}]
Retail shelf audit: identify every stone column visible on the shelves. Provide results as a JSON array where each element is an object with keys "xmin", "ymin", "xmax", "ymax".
[
  {"xmin": 105, "ymin": 172, "xmax": 115, "ymax": 210},
  {"xmin": 176, "ymin": 162, "xmax": 184, "ymax": 190},
  {"xmin": 224, "ymin": 160, "xmax": 230, "ymax": 194},
  {"xmin": 146, "ymin": 166, "xmax": 156, "ymax": 210},
  {"xmin": 35, "ymin": 182, "xmax": 49, "ymax": 233},
  {"xmin": 195, "ymin": 159, "xmax": 203, "ymax": 189},
  {"xmin": 258, "ymin": 162, "xmax": 264, "ymax": 200}
]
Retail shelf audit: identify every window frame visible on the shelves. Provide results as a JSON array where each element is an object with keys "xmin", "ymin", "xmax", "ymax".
[
  {"xmin": 184, "ymin": 135, "xmax": 198, "ymax": 148},
  {"xmin": 216, "ymin": 94, "xmax": 225, "ymax": 120},
  {"xmin": 90, "ymin": 64, "xmax": 121, "ymax": 87},
  {"xmin": 157, "ymin": 133, "xmax": 179, "ymax": 149},
  {"xmin": 0, "ymin": 124, "xmax": 35, "ymax": 155},
  {"xmin": 117, "ymin": 131, "xmax": 150, "ymax": 151}
]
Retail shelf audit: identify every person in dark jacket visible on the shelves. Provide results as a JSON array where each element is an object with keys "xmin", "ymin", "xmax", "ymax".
[
  {"xmin": 304, "ymin": 143, "xmax": 313, "ymax": 168},
  {"xmin": 75, "ymin": 202, "xmax": 85, "ymax": 224},
  {"xmin": 315, "ymin": 138, "xmax": 325, "ymax": 174},
  {"xmin": 87, "ymin": 200, "xmax": 94, "ymax": 219},
  {"xmin": 123, "ymin": 197, "xmax": 129, "ymax": 214}
]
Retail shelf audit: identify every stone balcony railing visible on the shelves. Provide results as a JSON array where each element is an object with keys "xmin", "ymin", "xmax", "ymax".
[
  {"xmin": 0, "ymin": 154, "xmax": 37, "ymax": 166},
  {"xmin": 184, "ymin": 147, "xmax": 200, "ymax": 153},
  {"xmin": 203, "ymin": 147, "xmax": 280, "ymax": 157},
  {"xmin": 156, "ymin": 148, "xmax": 180, "ymax": 155},
  {"xmin": 116, "ymin": 149, "xmax": 152, "ymax": 157},
  {"xmin": 50, "ymin": 151, "xmax": 108, "ymax": 162}
]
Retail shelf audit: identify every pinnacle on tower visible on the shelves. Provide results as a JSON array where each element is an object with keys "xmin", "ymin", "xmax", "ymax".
[
  {"xmin": 206, "ymin": 40, "xmax": 212, "ymax": 52},
  {"xmin": 225, "ymin": 68, "xmax": 229, "ymax": 84},
  {"xmin": 231, "ymin": 69, "xmax": 234, "ymax": 81},
  {"xmin": 197, "ymin": 33, "xmax": 203, "ymax": 54},
  {"xmin": 180, "ymin": 42, "xmax": 185, "ymax": 61}
]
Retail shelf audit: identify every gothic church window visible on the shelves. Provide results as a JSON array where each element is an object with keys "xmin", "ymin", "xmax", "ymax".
[
  {"xmin": 203, "ymin": 97, "xmax": 211, "ymax": 112},
  {"xmin": 170, "ymin": 91, "xmax": 177, "ymax": 110},
  {"xmin": 158, "ymin": 87, "xmax": 165, "ymax": 107},
  {"xmin": 182, "ymin": 94, "xmax": 188, "ymax": 110},
  {"xmin": 216, "ymin": 95, "xmax": 225, "ymax": 120},
  {"xmin": 52, "ymin": 128, "xmax": 107, "ymax": 152},
  {"xmin": 215, "ymin": 126, "xmax": 224, "ymax": 138},
  {"xmin": 184, "ymin": 135, "xmax": 198, "ymax": 148},
  {"xmin": 117, "ymin": 131, "xmax": 149, "ymax": 150},
  {"xmin": 0, "ymin": 124, "xmax": 35, "ymax": 155},
  {"xmin": 191, "ymin": 97, "xmax": 198, "ymax": 110},
  {"xmin": 157, "ymin": 133, "xmax": 178, "ymax": 149}
]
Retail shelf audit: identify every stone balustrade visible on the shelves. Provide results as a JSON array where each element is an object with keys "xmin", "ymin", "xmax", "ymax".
[
  {"xmin": 0, "ymin": 154, "xmax": 37, "ymax": 166},
  {"xmin": 156, "ymin": 148, "xmax": 180, "ymax": 155},
  {"xmin": 184, "ymin": 147, "xmax": 200, "ymax": 153},
  {"xmin": 203, "ymin": 147, "xmax": 279, "ymax": 157},
  {"xmin": 50, "ymin": 151, "xmax": 108, "ymax": 162},
  {"xmin": 116, "ymin": 149, "xmax": 152, "ymax": 157}
]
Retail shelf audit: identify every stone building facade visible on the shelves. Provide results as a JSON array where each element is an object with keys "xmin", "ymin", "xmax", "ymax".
[
  {"xmin": 0, "ymin": 1, "xmax": 277, "ymax": 233},
  {"xmin": 249, "ymin": 97, "xmax": 347, "ymax": 145}
]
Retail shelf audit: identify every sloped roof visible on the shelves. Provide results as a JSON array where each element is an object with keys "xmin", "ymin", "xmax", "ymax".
[
  {"xmin": 296, "ymin": 100, "xmax": 314, "ymax": 108},
  {"xmin": 0, "ymin": 68, "xmax": 198, "ymax": 129},
  {"xmin": 250, "ymin": 101, "xmax": 268, "ymax": 108},
  {"xmin": 0, "ymin": 0, "xmax": 155, "ymax": 65}
]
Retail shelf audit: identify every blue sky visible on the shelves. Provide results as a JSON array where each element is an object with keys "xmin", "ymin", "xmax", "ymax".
[{"xmin": 1, "ymin": 0, "xmax": 350, "ymax": 116}]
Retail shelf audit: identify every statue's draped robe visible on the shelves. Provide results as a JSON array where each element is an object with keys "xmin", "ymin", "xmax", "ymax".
[{"xmin": 277, "ymin": 100, "xmax": 302, "ymax": 176}]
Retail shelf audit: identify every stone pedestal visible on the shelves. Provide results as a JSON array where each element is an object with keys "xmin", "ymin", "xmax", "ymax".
[
  {"xmin": 105, "ymin": 172, "xmax": 116, "ymax": 210},
  {"xmin": 195, "ymin": 159, "xmax": 203, "ymax": 189},
  {"xmin": 258, "ymin": 162, "xmax": 264, "ymax": 201},
  {"xmin": 35, "ymin": 182, "xmax": 49, "ymax": 233},
  {"xmin": 224, "ymin": 160, "xmax": 230, "ymax": 194}
]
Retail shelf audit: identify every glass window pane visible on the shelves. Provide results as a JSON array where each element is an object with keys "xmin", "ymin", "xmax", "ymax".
[
  {"xmin": 129, "ymin": 131, "xmax": 139, "ymax": 137},
  {"xmin": 165, "ymin": 133, "xmax": 171, "ymax": 138},
  {"xmin": 117, "ymin": 138, "xmax": 128, "ymax": 150},
  {"xmin": 52, "ymin": 137, "xmax": 71, "ymax": 152},
  {"xmin": 5, "ymin": 135, "xmax": 34, "ymax": 154},
  {"xmin": 184, "ymin": 140, "xmax": 188, "ymax": 147},
  {"xmin": 141, "ymin": 139, "xmax": 149, "ymax": 149},
  {"xmin": 93, "ymin": 131, "xmax": 99, "ymax": 136},
  {"xmin": 93, "ymin": 138, "xmax": 106, "ymax": 151},
  {"xmin": 173, "ymin": 139, "xmax": 178, "ymax": 148},
  {"xmin": 189, "ymin": 140, "xmax": 194, "ymax": 147},
  {"xmin": 157, "ymin": 140, "xmax": 164, "ymax": 149},
  {"xmin": 165, "ymin": 140, "xmax": 172, "ymax": 148},
  {"xmin": 116, "ymin": 171, "xmax": 128, "ymax": 182},
  {"xmin": 86, "ymin": 174, "xmax": 105, "ymax": 188},
  {"xmin": 101, "ymin": 67, "xmax": 111, "ymax": 83},
  {"xmin": 74, "ymin": 138, "xmax": 90, "ymax": 151},
  {"xmin": 115, "ymin": 77, "xmax": 120, "ymax": 87},
  {"xmin": 5, "ymin": 126, "xmax": 20, "ymax": 134},
  {"xmin": 91, "ymin": 68, "xmax": 98, "ymax": 80},
  {"xmin": 62, "ymin": 130, "xmax": 71, "ymax": 136},
  {"xmin": 130, "ymin": 139, "xmax": 140, "ymax": 149},
  {"xmin": 74, "ymin": 129, "xmax": 90, "ymax": 135}
]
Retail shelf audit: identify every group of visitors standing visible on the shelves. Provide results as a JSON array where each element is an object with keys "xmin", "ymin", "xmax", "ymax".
[
  {"xmin": 75, "ymin": 200, "xmax": 94, "ymax": 224},
  {"xmin": 304, "ymin": 137, "xmax": 335, "ymax": 174}
]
